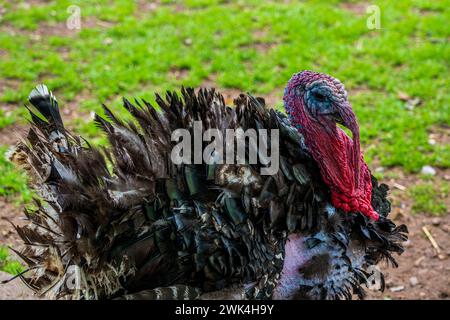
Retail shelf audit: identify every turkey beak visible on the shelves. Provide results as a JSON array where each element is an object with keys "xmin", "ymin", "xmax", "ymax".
[{"xmin": 339, "ymin": 104, "xmax": 358, "ymax": 140}]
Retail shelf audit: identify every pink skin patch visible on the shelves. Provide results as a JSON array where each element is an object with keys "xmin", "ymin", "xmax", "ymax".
[{"xmin": 272, "ymin": 233, "xmax": 307, "ymax": 300}]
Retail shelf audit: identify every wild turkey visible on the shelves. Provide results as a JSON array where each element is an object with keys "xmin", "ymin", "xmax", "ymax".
[{"xmin": 6, "ymin": 70, "xmax": 407, "ymax": 300}]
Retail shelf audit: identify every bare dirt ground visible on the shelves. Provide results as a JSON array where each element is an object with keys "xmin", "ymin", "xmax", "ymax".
[
  {"xmin": 0, "ymin": 271, "xmax": 36, "ymax": 300},
  {"xmin": 364, "ymin": 168, "xmax": 450, "ymax": 300},
  {"xmin": 366, "ymin": 211, "xmax": 450, "ymax": 300}
]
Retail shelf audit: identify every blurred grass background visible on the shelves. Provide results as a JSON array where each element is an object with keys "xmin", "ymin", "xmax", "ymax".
[{"xmin": 0, "ymin": 0, "xmax": 448, "ymax": 273}]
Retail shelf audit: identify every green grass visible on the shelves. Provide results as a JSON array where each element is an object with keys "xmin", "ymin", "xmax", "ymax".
[
  {"xmin": 0, "ymin": 246, "xmax": 24, "ymax": 275},
  {"xmin": 0, "ymin": 0, "xmax": 448, "ymax": 209},
  {"xmin": 409, "ymin": 182, "xmax": 448, "ymax": 215},
  {"xmin": 0, "ymin": 146, "xmax": 33, "ymax": 204}
]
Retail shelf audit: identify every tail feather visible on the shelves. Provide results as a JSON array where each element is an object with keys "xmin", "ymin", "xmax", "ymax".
[{"xmin": 28, "ymin": 84, "xmax": 65, "ymax": 138}]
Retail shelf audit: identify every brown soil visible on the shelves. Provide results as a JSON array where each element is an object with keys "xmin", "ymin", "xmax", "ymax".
[
  {"xmin": 0, "ymin": 79, "xmax": 22, "ymax": 98},
  {"xmin": 0, "ymin": 271, "xmax": 36, "ymax": 300},
  {"xmin": 169, "ymin": 66, "xmax": 190, "ymax": 81},
  {"xmin": 0, "ymin": 124, "xmax": 27, "ymax": 146},
  {"xmin": 364, "ymin": 167, "xmax": 450, "ymax": 300},
  {"xmin": 0, "ymin": 198, "xmax": 24, "ymax": 248},
  {"xmin": 340, "ymin": 2, "xmax": 369, "ymax": 15},
  {"xmin": 201, "ymin": 75, "xmax": 284, "ymax": 108},
  {"xmin": 366, "ymin": 213, "xmax": 450, "ymax": 300}
]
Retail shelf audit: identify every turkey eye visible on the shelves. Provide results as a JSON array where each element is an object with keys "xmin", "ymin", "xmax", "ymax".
[{"xmin": 313, "ymin": 92, "xmax": 326, "ymax": 102}]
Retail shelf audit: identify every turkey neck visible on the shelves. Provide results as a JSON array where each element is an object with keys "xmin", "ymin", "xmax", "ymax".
[{"xmin": 286, "ymin": 99, "xmax": 378, "ymax": 221}]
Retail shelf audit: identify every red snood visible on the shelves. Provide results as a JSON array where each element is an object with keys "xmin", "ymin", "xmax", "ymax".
[{"xmin": 291, "ymin": 103, "xmax": 379, "ymax": 221}]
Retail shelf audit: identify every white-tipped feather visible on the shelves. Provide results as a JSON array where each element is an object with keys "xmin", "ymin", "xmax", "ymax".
[
  {"xmin": 29, "ymin": 84, "xmax": 57, "ymax": 104},
  {"xmin": 28, "ymin": 84, "xmax": 50, "ymax": 100}
]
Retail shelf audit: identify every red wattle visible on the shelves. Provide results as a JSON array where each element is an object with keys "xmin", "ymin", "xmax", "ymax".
[
  {"xmin": 288, "ymin": 99, "xmax": 379, "ymax": 221},
  {"xmin": 331, "ymin": 188, "xmax": 379, "ymax": 221},
  {"xmin": 318, "ymin": 129, "xmax": 379, "ymax": 221}
]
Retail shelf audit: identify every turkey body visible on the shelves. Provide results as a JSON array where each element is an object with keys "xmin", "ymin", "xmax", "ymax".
[{"xmin": 8, "ymin": 80, "xmax": 407, "ymax": 300}]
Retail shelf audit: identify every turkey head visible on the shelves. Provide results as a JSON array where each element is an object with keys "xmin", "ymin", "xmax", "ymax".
[{"xmin": 283, "ymin": 70, "xmax": 379, "ymax": 221}]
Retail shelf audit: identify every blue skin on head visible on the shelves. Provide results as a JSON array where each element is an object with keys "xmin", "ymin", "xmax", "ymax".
[{"xmin": 304, "ymin": 85, "xmax": 336, "ymax": 118}]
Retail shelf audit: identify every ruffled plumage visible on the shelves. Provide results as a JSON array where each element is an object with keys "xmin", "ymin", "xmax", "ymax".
[{"xmin": 6, "ymin": 84, "xmax": 407, "ymax": 300}]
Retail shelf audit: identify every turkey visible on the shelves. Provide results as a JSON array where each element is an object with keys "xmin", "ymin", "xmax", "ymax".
[{"xmin": 5, "ymin": 70, "xmax": 407, "ymax": 300}]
